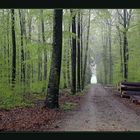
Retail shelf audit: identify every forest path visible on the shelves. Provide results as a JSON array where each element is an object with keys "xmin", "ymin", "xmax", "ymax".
[{"xmin": 49, "ymin": 84, "xmax": 140, "ymax": 131}]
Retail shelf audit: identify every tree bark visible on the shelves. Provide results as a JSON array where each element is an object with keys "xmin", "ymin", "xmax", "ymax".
[
  {"xmin": 82, "ymin": 10, "xmax": 91, "ymax": 89},
  {"xmin": 123, "ymin": 9, "xmax": 129, "ymax": 81},
  {"xmin": 102, "ymin": 26, "xmax": 107, "ymax": 85},
  {"xmin": 11, "ymin": 9, "xmax": 16, "ymax": 88},
  {"xmin": 38, "ymin": 21, "xmax": 42, "ymax": 81},
  {"xmin": 117, "ymin": 26, "xmax": 123, "ymax": 78},
  {"xmin": 70, "ymin": 9, "xmax": 77, "ymax": 94},
  {"xmin": 66, "ymin": 22, "xmax": 71, "ymax": 87},
  {"xmin": 6, "ymin": 9, "xmax": 11, "ymax": 84},
  {"xmin": 44, "ymin": 9, "xmax": 63, "ymax": 109},
  {"xmin": 19, "ymin": 9, "xmax": 25, "ymax": 85},
  {"xmin": 77, "ymin": 10, "xmax": 81, "ymax": 92},
  {"xmin": 108, "ymin": 21, "xmax": 113, "ymax": 84},
  {"xmin": 26, "ymin": 10, "xmax": 33, "ymax": 89},
  {"xmin": 40, "ymin": 10, "xmax": 47, "ymax": 82},
  {"xmin": 80, "ymin": 11, "xmax": 83, "ymax": 89},
  {"xmin": 62, "ymin": 17, "xmax": 67, "ymax": 88},
  {"xmin": 63, "ymin": 42, "xmax": 67, "ymax": 88}
]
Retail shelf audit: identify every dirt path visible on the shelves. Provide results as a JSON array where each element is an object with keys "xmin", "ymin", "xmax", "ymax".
[{"xmin": 49, "ymin": 84, "xmax": 140, "ymax": 131}]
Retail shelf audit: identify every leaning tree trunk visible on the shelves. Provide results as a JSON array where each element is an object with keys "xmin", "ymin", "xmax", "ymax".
[
  {"xmin": 70, "ymin": 9, "xmax": 77, "ymax": 94},
  {"xmin": 44, "ymin": 9, "xmax": 63, "ymax": 109},
  {"xmin": 11, "ymin": 9, "xmax": 16, "ymax": 88}
]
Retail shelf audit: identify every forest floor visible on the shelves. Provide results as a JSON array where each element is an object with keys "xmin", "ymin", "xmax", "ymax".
[
  {"xmin": 1, "ymin": 84, "xmax": 140, "ymax": 131},
  {"xmin": 0, "ymin": 87, "xmax": 87, "ymax": 131},
  {"xmin": 47, "ymin": 84, "xmax": 140, "ymax": 131}
]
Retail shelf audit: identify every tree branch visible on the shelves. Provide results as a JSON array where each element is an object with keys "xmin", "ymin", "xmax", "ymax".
[{"xmin": 117, "ymin": 9, "xmax": 124, "ymax": 20}]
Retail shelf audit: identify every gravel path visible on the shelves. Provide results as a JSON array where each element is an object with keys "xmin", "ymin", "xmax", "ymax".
[{"xmin": 49, "ymin": 84, "xmax": 140, "ymax": 131}]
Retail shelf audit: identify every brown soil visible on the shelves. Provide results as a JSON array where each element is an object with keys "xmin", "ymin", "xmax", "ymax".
[{"xmin": 0, "ymin": 88, "xmax": 83, "ymax": 132}]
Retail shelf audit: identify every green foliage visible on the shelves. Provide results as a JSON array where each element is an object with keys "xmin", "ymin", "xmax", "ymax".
[
  {"xmin": 1, "ymin": 8, "xmax": 140, "ymax": 110},
  {"xmin": 0, "ymin": 84, "xmax": 33, "ymax": 109},
  {"xmin": 94, "ymin": 9, "xmax": 140, "ymax": 86}
]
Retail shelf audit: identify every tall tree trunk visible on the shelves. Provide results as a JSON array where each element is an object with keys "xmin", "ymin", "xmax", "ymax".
[
  {"xmin": 103, "ymin": 45, "xmax": 107, "ymax": 85},
  {"xmin": 63, "ymin": 18, "xmax": 67, "ymax": 88},
  {"xmin": 28, "ymin": 15, "xmax": 32, "ymax": 41},
  {"xmin": 102, "ymin": 26, "xmax": 107, "ymax": 85},
  {"xmin": 80, "ymin": 11, "xmax": 83, "ymax": 89},
  {"xmin": 38, "ymin": 22, "xmax": 42, "ymax": 81},
  {"xmin": 63, "ymin": 42, "xmax": 67, "ymax": 88},
  {"xmin": 66, "ymin": 22, "xmax": 71, "ymax": 87},
  {"xmin": 82, "ymin": 10, "xmax": 91, "ymax": 89},
  {"xmin": 27, "ymin": 11, "xmax": 33, "ymax": 83},
  {"xmin": 77, "ymin": 10, "xmax": 81, "ymax": 92},
  {"xmin": 19, "ymin": 9, "xmax": 25, "ymax": 86},
  {"xmin": 7, "ymin": 9, "xmax": 11, "ymax": 84},
  {"xmin": 44, "ymin": 9, "xmax": 63, "ymax": 109},
  {"xmin": 123, "ymin": 9, "xmax": 129, "ymax": 81},
  {"xmin": 11, "ymin": 9, "xmax": 16, "ymax": 88},
  {"xmin": 70, "ymin": 9, "xmax": 77, "ymax": 94},
  {"xmin": 22, "ymin": 10, "xmax": 30, "ymax": 90},
  {"xmin": 40, "ymin": 10, "xmax": 47, "ymax": 82},
  {"xmin": 2, "ymin": 10, "xmax": 7, "ymax": 81},
  {"xmin": 108, "ymin": 22, "xmax": 113, "ymax": 84},
  {"xmin": 117, "ymin": 26, "xmax": 123, "ymax": 78}
]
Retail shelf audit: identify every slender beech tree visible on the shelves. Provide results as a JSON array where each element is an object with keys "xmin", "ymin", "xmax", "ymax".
[
  {"xmin": 19, "ymin": 9, "xmax": 25, "ymax": 86},
  {"xmin": 66, "ymin": 21, "xmax": 71, "ymax": 87},
  {"xmin": 6, "ymin": 9, "xmax": 11, "ymax": 84},
  {"xmin": 103, "ymin": 41, "xmax": 107, "ymax": 84},
  {"xmin": 123, "ymin": 9, "xmax": 132, "ymax": 81},
  {"xmin": 80, "ymin": 11, "xmax": 83, "ymax": 89},
  {"xmin": 27, "ymin": 10, "xmax": 33, "ymax": 83},
  {"xmin": 38, "ymin": 20, "xmax": 42, "ymax": 81},
  {"xmin": 11, "ymin": 9, "xmax": 16, "ymax": 88},
  {"xmin": 107, "ymin": 19, "xmax": 113, "ymax": 84},
  {"xmin": 40, "ymin": 10, "xmax": 47, "ymax": 82},
  {"xmin": 44, "ymin": 9, "xmax": 63, "ymax": 109},
  {"xmin": 63, "ymin": 14, "xmax": 67, "ymax": 88},
  {"xmin": 117, "ymin": 9, "xmax": 132, "ymax": 81},
  {"xmin": 82, "ymin": 10, "xmax": 91, "ymax": 89},
  {"xmin": 77, "ymin": 10, "xmax": 81, "ymax": 91},
  {"xmin": 63, "ymin": 46, "xmax": 67, "ymax": 88},
  {"xmin": 3, "ymin": 10, "xmax": 7, "ymax": 80},
  {"xmin": 70, "ymin": 9, "xmax": 77, "ymax": 94},
  {"xmin": 123, "ymin": 9, "xmax": 128, "ymax": 81},
  {"xmin": 116, "ymin": 25, "xmax": 123, "ymax": 78},
  {"xmin": 25, "ymin": 10, "xmax": 31, "ymax": 89}
]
